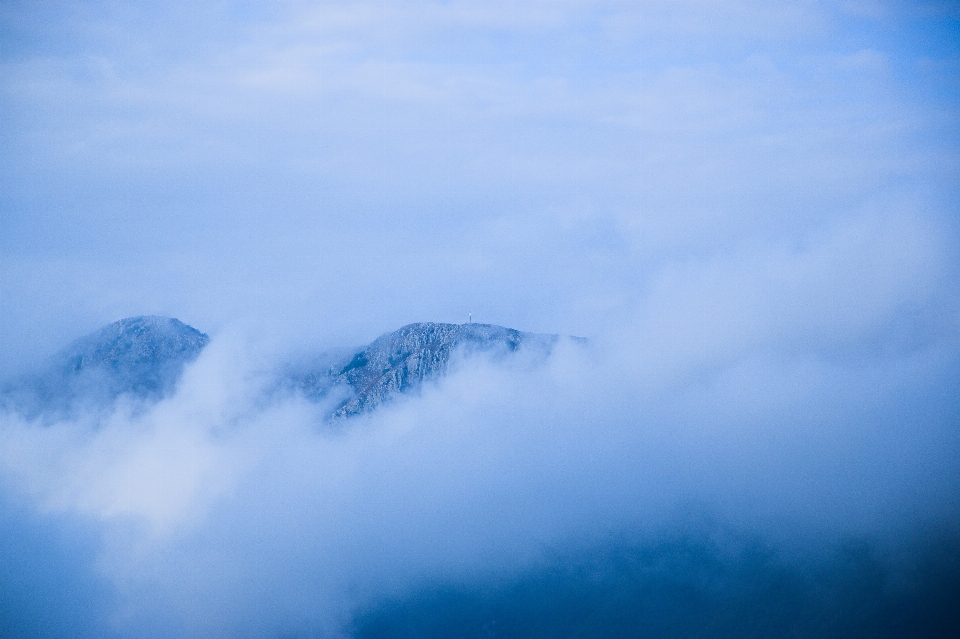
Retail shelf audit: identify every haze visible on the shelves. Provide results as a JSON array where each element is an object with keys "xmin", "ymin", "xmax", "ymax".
[{"xmin": 1, "ymin": 1, "xmax": 958, "ymax": 637}]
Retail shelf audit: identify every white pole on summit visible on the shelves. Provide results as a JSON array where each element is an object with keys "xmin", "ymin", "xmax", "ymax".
[{"xmin": 469, "ymin": 312, "xmax": 472, "ymax": 324}]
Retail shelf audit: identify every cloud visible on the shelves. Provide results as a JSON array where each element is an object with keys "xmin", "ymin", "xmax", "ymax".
[
  {"xmin": 1, "ymin": 251, "xmax": 958, "ymax": 636},
  {"xmin": 1, "ymin": 1, "xmax": 959, "ymax": 635}
]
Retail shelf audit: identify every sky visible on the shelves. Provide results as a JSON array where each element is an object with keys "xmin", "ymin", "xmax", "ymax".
[
  {"xmin": 1, "ymin": 1, "xmax": 959, "ymax": 637},
  {"xmin": 2, "ymin": 0, "xmax": 954, "ymax": 364}
]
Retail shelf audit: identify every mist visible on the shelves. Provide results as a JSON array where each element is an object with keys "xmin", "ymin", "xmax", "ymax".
[
  {"xmin": 2, "ymin": 0, "xmax": 959, "ymax": 636},
  {"xmin": 1, "ymin": 291, "xmax": 958, "ymax": 636}
]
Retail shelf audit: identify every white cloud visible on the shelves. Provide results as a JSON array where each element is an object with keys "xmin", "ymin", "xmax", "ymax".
[{"xmin": 1, "ymin": 2, "xmax": 958, "ymax": 632}]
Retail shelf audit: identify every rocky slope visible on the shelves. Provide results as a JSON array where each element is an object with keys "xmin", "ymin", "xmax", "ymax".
[
  {"xmin": 295, "ymin": 322, "xmax": 558, "ymax": 418},
  {"xmin": 1, "ymin": 316, "xmax": 209, "ymax": 417},
  {"xmin": 2, "ymin": 317, "xmax": 564, "ymax": 421}
]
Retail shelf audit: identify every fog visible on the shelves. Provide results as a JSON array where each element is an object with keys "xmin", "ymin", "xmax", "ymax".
[
  {"xmin": 1, "ymin": 0, "xmax": 959, "ymax": 636},
  {"xmin": 1, "ymin": 288, "xmax": 957, "ymax": 635}
]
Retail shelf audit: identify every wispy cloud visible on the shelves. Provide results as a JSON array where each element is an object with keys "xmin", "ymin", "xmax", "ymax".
[{"xmin": 1, "ymin": 1, "xmax": 958, "ymax": 635}]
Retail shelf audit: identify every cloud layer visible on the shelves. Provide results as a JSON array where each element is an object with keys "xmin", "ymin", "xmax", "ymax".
[
  {"xmin": 1, "ymin": 1, "xmax": 958, "ymax": 636},
  {"xmin": 1, "ymin": 299, "xmax": 957, "ymax": 636}
]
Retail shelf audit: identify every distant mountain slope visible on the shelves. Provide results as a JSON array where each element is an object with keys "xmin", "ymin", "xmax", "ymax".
[
  {"xmin": 296, "ymin": 322, "xmax": 558, "ymax": 418},
  {"xmin": 2, "ymin": 317, "xmax": 566, "ymax": 422},
  {"xmin": 1, "ymin": 316, "xmax": 209, "ymax": 418},
  {"xmin": 58, "ymin": 316, "xmax": 210, "ymax": 396}
]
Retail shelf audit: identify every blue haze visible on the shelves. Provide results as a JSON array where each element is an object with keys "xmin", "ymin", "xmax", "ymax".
[{"xmin": 0, "ymin": 1, "xmax": 959, "ymax": 637}]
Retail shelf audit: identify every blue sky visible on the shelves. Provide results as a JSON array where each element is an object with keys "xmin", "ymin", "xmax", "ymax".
[
  {"xmin": 2, "ymin": 1, "xmax": 955, "ymax": 365},
  {"xmin": 1, "ymin": 2, "xmax": 959, "ymax": 636}
]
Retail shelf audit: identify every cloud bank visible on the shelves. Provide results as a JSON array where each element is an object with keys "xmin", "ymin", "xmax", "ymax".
[
  {"xmin": 1, "ymin": 264, "xmax": 958, "ymax": 636},
  {"xmin": 1, "ymin": 0, "xmax": 958, "ymax": 636}
]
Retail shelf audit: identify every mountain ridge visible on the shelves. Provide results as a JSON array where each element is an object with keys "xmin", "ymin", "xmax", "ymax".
[
  {"xmin": 296, "ymin": 321, "xmax": 559, "ymax": 418},
  {"xmin": 3, "ymin": 317, "xmax": 567, "ymax": 420},
  {"xmin": 1, "ymin": 316, "xmax": 209, "ymax": 418}
]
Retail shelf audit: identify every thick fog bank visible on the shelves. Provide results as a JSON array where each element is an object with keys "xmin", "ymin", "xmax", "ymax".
[{"xmin": 1, "ymin": 309, "xmax": 958, "ymax": 637}]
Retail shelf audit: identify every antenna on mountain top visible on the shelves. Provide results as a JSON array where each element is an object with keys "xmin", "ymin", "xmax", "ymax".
[{"xmin": 469, "ymin": 312, "xmax": 472, "ymax": 324}]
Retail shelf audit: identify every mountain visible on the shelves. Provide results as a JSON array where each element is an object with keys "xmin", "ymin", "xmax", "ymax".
[
  {"xmin": 1, "ymin": 316, "xmax": 209, "ymax": 418},
  {"xmin": 2, "ymin": 317, "xmax": 566, "ymax": 421},
  {"xmin": 295, "ymin": 322, "xmax": 558, "ymax": 418}
]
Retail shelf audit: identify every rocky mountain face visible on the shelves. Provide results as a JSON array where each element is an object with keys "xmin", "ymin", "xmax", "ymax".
[
  {"xmin": 1, "ymin": 316, "xmax": 209, "ymax": 418},
  {"xmin": 2, "ymin": 317, "xmax": 563, "ymax": 421},
  {"xmin": 296, "ymin": 322, "xmax": 557, "ymax": 418}
]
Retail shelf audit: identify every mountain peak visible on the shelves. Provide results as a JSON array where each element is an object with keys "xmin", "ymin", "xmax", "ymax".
[
  {"xmin": 2, "ymin": 316, "xmax": 209, "ymax": 418},
  {"xmin": 4, "ymin": 317, "xmax": 567, "ymax": 422},
  {"xmin": 61, "ymin": 316, "xmax": 209, "ymax": 377},
  {"xmin": 299, "ymin": 321, "xmax": 557, "ymax": 418}
]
